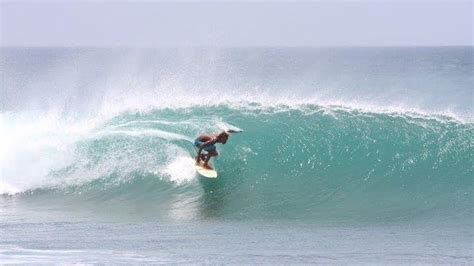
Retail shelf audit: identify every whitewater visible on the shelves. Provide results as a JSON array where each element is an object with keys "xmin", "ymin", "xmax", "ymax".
[{"xmin": 1, "ymin": 47, "xmax": 473, "ymax": 263}]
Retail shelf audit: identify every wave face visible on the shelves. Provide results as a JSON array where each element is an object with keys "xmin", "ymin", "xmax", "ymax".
[
  {"xmin": 2, "ymin": 105, "xmax": 472, "ymax": 222},
  {"xmin": 1, "ymin": 47, "xmax": 473, "ymax": 222}
]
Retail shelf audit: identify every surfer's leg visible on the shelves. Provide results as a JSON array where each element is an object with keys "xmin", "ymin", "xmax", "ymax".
[
  {"xmin": 196, "ymin": 154, "xmax": 203, "ymax": 164},
  {"xmin": 202, "ymin": 155, "xmax": 212, "ymax": 170},
  {"xmin": 204, "ymin": 153, "xmax": 212, "ymax": 164},
  {"xmin": 194, "ymin": 140, "xmax": 203, "ymax": 163},
  {"xmin": 196, "ymin": 153, "xmax": 208, "ymax": 164},
  {"xmin": 203, "ymin": 150, "xmax": 217, "ymax": 169},
  {"xmin": 204, "ymin": 150, "xmax": 217, "ymax": 163}
]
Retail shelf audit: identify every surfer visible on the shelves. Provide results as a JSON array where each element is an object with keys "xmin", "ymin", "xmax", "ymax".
[{"xmin": 194, "ymin": 131, "xmax": 230, "ymax": 170}]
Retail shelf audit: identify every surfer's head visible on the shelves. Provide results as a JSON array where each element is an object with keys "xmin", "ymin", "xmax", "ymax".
[{"xmin": 217, "ymin": 131, "xmax": 229, "ymax": 144}]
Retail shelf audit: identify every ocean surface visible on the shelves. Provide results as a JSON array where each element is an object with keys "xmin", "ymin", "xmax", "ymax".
[{"xmin": 1, "ymin": 47, "xmax": 473, "ymax": 264}]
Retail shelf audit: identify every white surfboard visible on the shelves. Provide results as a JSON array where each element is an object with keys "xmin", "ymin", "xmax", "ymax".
[{"xmin": 195, "ymin": 162, "xmax": 218, "ymax": 178}]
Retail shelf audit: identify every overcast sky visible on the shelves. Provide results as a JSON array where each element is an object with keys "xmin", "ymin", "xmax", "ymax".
[{"xmin": 0, "ymin": 0, "xmax": 472, "ymax": 47}]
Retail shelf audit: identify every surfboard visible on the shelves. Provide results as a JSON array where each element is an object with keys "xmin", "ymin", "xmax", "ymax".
[{"xmin": 195, "ymin": 162, "xmax": 218, "ymax": 178}]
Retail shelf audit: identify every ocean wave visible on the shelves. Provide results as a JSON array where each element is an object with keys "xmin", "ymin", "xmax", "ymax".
[{"xmin": 1, "ymin": 104, "xmax": 472, "ymax": 221}]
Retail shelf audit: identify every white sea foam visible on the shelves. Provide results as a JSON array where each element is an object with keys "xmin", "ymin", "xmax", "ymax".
[
  {"xmin": 0, "ymin": 111, "xmax": 95, "ymax": 194},
  {"xmin": 93, "ymin": 128, "xmax": 193, "ymax": 142},
  {"xmin": 0, "ymin": 109, "xmax": 207, "ymax": 194},
  {"xmin": 92, "ymin": 88, "xmax": 471, "ymax": 124},
  {"xmin": 160, "ymin": 154, "xmax": 197, "ymax": 185}
]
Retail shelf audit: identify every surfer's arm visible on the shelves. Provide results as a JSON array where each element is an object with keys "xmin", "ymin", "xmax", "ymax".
[
  {"xmin": 198, "ymin": 139, "xmax": 215, "ymax": 150},
  {"xmin": 195, "ymin": 135, "xmax": 218, "ymax": 162},
  {"xmin": 197, "ymin": 139, "xmax": 216, "ymax": 153},
  {"xmin": 196, "ymin": 139, "xmax": 213, "ymax": 160}
]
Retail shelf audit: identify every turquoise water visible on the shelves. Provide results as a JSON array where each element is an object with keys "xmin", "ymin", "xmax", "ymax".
[{"xmin": 1, "ymin": 47, "xmax": 473, "ymax": 263}]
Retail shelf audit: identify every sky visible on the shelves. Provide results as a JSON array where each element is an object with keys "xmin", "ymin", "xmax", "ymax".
[{"xmin": 0, "ymin": 0, "xmax": 472, "ymax": 47}]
